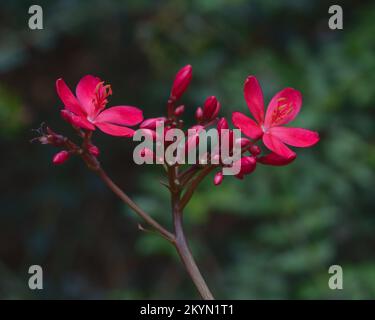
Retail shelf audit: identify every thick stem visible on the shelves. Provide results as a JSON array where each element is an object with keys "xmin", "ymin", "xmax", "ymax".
[
  {"xmin": 173, "ymin": 207, "xmax": 214, "ymax": 300},
  {"xmin": 168, "ymin": 166, "xmax": 214, "ymax": 300},
  {"xmin": 94, "ymin": 162, "xmax": 213, "ymax": 299}
]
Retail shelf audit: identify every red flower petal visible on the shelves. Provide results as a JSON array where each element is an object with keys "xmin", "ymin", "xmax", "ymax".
[
  {"xmin": 95, "ymin": 122, "xmax": 135, "ymax": 137},
  {"xmin": 244, "ymin": 76, "xmax": 264, "ymax": 124},
  {"xmin": 75, "ymin": 75, "xmax": 101, "ymax": 117},
  {"xmin": 232, "ymin": 112, "xmax": 263, "ymax": 140},
  {"xmin": 269, "ymin": 127, "xmax": 319, "ymax": 147},
  {"xmin": 56, "ymin": 79, "xmax": 85, "ymax": 116},
  {"xmin": 262, "ymin": 132, "xmax": 296, "ymax": 159},
  {"xmin": 258, "ymin": 152, "xmax": 296, "ymax": 166},
  {"xmin": 94, "ymin": 106, "xmax": 143, "ymax": 126},
  {"xmin": 264, "ymin": 87, "xmax": 302, "ymax": 128},
  {"xmin": 140, "ymin": 117, "xmax": 166, "ymax": 130}
]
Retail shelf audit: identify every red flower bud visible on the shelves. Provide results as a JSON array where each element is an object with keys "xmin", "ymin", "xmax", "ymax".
[
  {"xmin": 88, "ymin": 144, "xmax": 100, "ymax": 157},
  {"xmin": 212, "ymin": 102, "xmax": 220, "ymax": 119},
  {"xmin": 249, "ymin": 145, "xmax": 261, "ymax": 156},
  {"xmin": 52, "ymin": 150, "xmax": 70, "ymax": 165},
  {"xmin": 170, "ymin": 65, "xmax": 192, "ymax": 101},
  {"xmin": 195, "ymin": 107, "xmax": 203, "ymax": 122},
  {"xmin": 202, "ymin": 96, "xmax": 220, "ymax": 120},
  {"xmin": 213, "ymin": 171, "xmax": 223, "ymax": 186},
  {"xmin": 174, "ymin": 105, "xmax": 185, "ymax": 117},
  {"xmin": 234, "ymin": 156, "xmax": 257, "ymax": 179},
  {"xmin": 217, "ymin": 117, "xmax": 229, "ymax": 131}
]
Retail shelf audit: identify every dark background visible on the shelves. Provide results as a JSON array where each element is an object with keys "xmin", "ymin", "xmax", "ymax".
[{"xmin": 0, "ymin": 0, "xmax": 374, "ymax": 299}]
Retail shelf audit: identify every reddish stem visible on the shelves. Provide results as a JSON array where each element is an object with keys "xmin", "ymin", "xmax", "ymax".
[{"xmin": 168, "ymin": 165, "xmax": 214, "ymax": 300}]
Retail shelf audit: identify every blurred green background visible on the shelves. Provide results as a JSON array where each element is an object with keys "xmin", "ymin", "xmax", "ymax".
[{"xmin": 0, "ymin": 0, "xmax": 374, "ymax": 299}]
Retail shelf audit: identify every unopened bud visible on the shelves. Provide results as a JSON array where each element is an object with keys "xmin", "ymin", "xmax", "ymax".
[
  {"xmin": 170, "ymin": 65, "xmax": 192, "ymax": 101},
  {"xmin": 195, "ymin": 107, "xmax": 203, "ymax": 122},
  {"xmin": 234, "ymin": 156, "xmax": 257, "ymax": 179},
  {"xmin": 249, "ymin": 145, "xmax": 261, "ymax": 156},
  {"xmin": 174, "ymin": 105, "xmax": 185, "ymax": 117},
  {"xmin": 214, "ymin": 171, "xmax": 224, "ymax": 186},
  {"xmin": 88, "ymin": 144, "xmax": 100, "ymax": 157},
  {"xmin": 203, "ymin": 96, "xmax": 220, "ymax": 120},
  {"xmin": 52, "ymin": 150, "xmax": 70, "ymax": 165},
  {"xmin": 217, "ymin": 117, "xmax": 229, "ymax": 131}
]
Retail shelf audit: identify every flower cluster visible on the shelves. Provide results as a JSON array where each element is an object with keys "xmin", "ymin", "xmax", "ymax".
[
  {"xmin": 136, "ymin": 65, "xmax": 319, "ymax": 185},
  {"xmin": 36, "ymin": 65, "xmax": 319, "ymax": 185},
  {"xmin": 33, "ymin": 65, "xmax": 320, "ymax": 300}
]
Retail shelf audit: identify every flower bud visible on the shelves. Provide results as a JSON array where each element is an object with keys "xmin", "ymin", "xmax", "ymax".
[
  {"xmin": 174, "ymin": 105, "xmax": 185, "ymax": 117},
  {"xmin": 195, "ymin": 107, "xmax": 203, "ymax": 122},
  {"xmin": 212, "ymin": 102, "xmax": 221, "ymax": 119},
  {"xmin": 52, "ymin": 150, "xmax": 70, "ymax": 165},
  {"xmin": 203, "ymin": 96, "xmax": 220, "ymax": 120},
  {"xmin": 213, "ymin": 171, "xmax": 223, "ymax": 186},
  {"xmin": 170, "ymin": 65, "xmax": 192, "ymax": 101},
  {"xmin": 88, "ymin": 144, "xmax": 100, "ymax": 157},
  {"xmin": 249, "ymin": 145, "xmax": 261, "ymax": 156},
  {"xmin": 233, "ymin": 156, "xmax": 256, "ymax": 179},
  {"xmin": 217, "ymin": 117, "xmax": 229, "ymax": 131}
]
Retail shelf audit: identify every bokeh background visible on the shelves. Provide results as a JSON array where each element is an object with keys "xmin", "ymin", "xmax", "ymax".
[{"xmin": 0, "ymin": 0, "xmax": 374, "ymax": 299}]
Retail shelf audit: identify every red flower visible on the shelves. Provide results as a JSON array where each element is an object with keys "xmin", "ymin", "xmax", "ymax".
[
  {"xmin": 56, "ymin": 75, "xmax": 143, "ymax": 137},
  {"xmin": 232, "ymin": 76, "xmax": 319, "ymax": 159}
]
